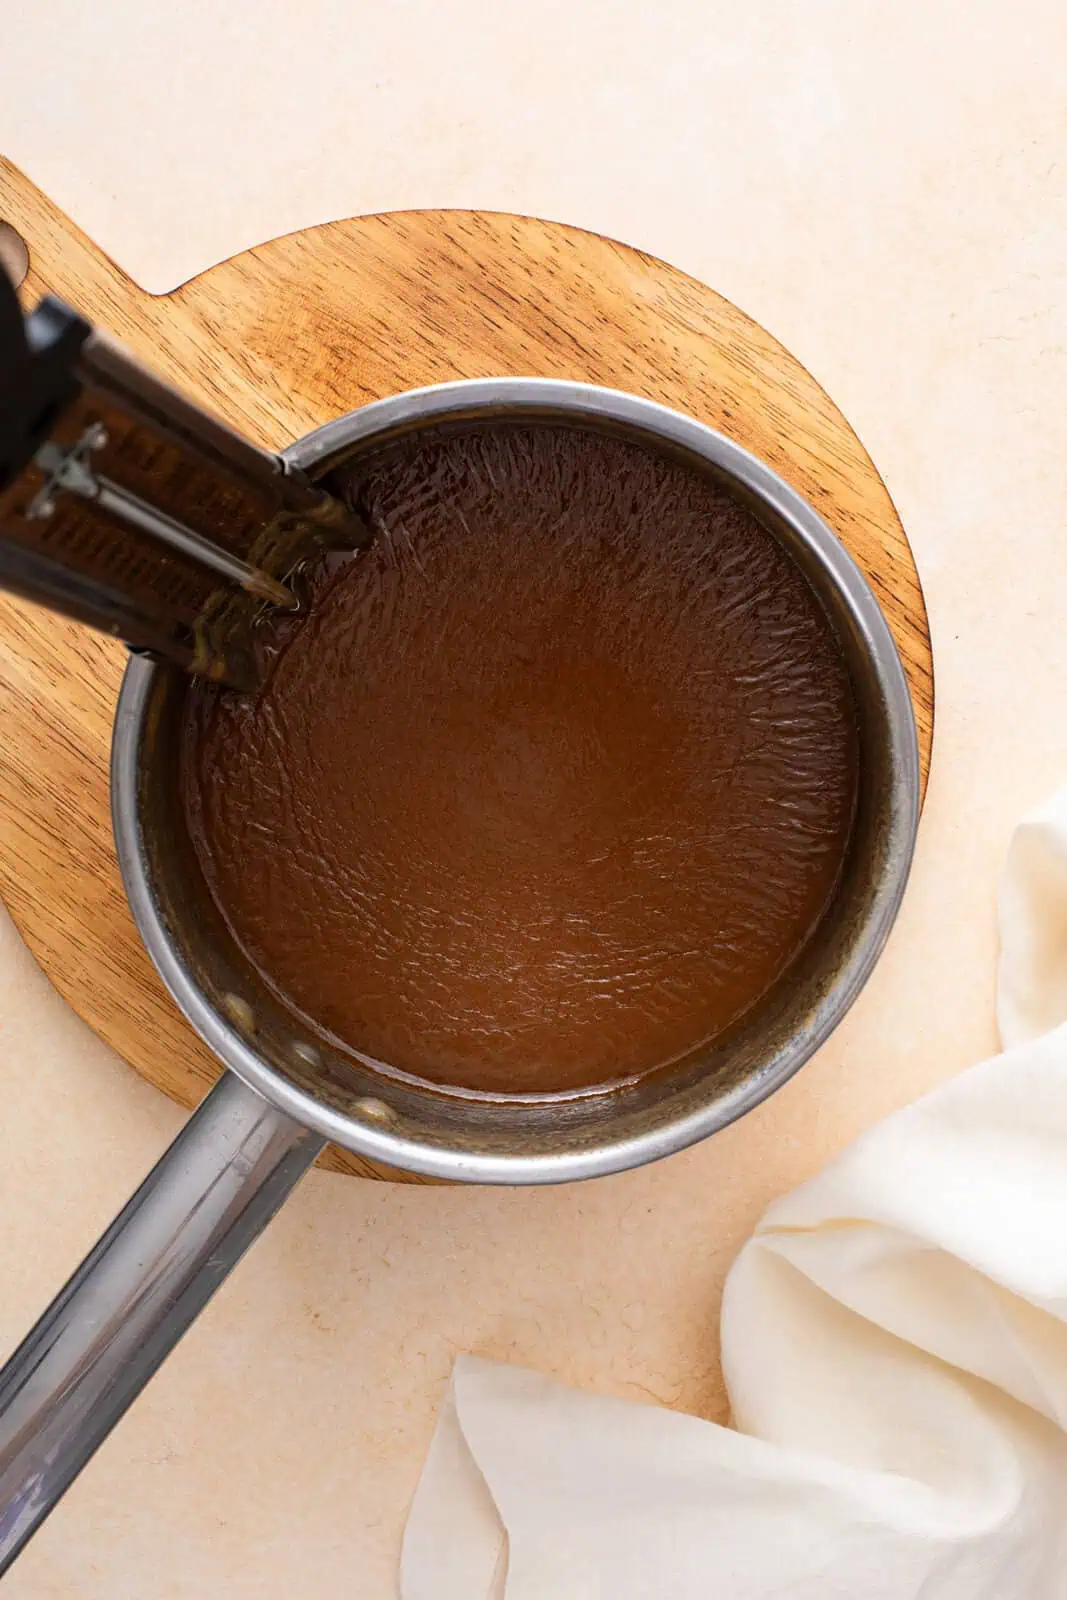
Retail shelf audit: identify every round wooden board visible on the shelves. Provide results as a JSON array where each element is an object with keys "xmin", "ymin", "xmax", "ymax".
[{"xmin": 0, "ymin": 158, "xmax": 932, "ymax": 1181}]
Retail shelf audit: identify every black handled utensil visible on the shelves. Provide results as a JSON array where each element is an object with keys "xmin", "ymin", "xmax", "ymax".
[{"xmin": 0, "ymin": 266, "xmax": 364, "ymax": 689}]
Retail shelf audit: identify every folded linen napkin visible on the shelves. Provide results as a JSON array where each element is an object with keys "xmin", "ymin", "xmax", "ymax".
[{"xmin": 402, "ymin": 786, "xmax": 1067, "ymax": 1599}]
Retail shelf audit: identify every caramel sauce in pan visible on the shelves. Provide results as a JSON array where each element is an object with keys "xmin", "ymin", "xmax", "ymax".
[{"xmin": 181, "ymin": 424, "xmax": 858, "ymax": 1095}]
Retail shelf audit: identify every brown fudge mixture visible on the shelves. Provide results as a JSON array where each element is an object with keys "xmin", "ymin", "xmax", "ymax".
[{"xmin": 181, "ymin": 424, "xmax": 858, "ymax": 1095}]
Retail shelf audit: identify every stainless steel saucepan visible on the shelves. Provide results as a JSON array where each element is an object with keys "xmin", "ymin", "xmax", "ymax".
[{"xmin": 0, "ymin": 379, "xmax": 920, "ymax": 1571}]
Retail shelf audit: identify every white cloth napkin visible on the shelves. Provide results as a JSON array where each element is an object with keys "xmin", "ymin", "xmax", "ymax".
[{"xmin": 402, "ymin": 786, "xmax": 1067, "ymax": 1598}]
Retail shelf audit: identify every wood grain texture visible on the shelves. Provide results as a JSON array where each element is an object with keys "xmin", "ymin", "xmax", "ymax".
[{"xmin": 0, "ymin": 157, "xmax": 933, "ymax": 1181}]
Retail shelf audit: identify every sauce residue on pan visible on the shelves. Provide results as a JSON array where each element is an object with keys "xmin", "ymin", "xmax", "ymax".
[{"xmin": 180, "ymin": 424, "xmax": 858, "ymax": 1095}]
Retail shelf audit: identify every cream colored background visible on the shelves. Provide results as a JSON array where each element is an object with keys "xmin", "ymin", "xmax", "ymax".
[{"xmin": 2, "ymin": 1, "xmax": 1067, "ymax": 1595}]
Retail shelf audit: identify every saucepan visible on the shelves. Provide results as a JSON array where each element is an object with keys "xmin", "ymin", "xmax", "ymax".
[{"xmin": 0, "ymin": 379, "xmax": 920, "ymax": 1570}]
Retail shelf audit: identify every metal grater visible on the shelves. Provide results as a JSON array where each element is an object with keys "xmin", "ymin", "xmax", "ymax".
[{"xmin": 0, "ymin": 264, "xmax": 367, "ymax": 690}]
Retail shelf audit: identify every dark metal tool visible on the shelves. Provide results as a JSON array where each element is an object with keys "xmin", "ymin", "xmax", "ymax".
[{"xmin": 0, "ymin": 265, "xmax": 364, "ymax": 689}]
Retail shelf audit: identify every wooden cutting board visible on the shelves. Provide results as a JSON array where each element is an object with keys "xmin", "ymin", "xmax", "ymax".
[{"xmin": 0, "ymin": 157, "xmax": 933, "ymax": 1181}]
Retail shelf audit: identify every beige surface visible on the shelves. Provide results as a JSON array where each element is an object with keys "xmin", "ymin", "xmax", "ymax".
[
  {"xmin": 404, "ymin": 785, "xmax": 1067, "ymax": 1598},
  {"xmin": 2, "ymin": 1, "xmax": 1067, "ymax": 1595},
  {"xmin": 0, "ymin": 158, "xmax": 932, "ymax": 1182}
]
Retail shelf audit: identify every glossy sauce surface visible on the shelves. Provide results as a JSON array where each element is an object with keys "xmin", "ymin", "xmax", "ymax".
[{"xmin": 181, "ymin": 424, "xmax": 859, "ymax": 1094}]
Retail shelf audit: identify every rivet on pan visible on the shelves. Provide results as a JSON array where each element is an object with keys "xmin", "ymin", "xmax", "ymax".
[
  {"xmin": 291, "ymin": 1041, "xmax": 322, "ymax": 1069},
  {"xmin": 221, "ymin": 993, "xmax": 257, "ymax": 1035},
  {"xmin": 354, "ymin": 1097, "xmax": 396, "ymax": 1126}
]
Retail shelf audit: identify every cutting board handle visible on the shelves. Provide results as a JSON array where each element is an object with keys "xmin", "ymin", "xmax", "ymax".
[{"xmin": 0, "ymin": 159, "xmax": 156, "ymax": 317}]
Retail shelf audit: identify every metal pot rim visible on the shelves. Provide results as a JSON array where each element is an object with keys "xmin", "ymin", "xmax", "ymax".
[{"xmin": 112, "ymin": 377, "xmax": 920, "ymax": 1184}]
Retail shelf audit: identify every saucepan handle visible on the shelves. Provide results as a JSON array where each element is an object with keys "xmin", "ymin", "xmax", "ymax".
[{"xmin": 0, "ymin": 1071, "xmax": 325, "ymax": 1575}]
